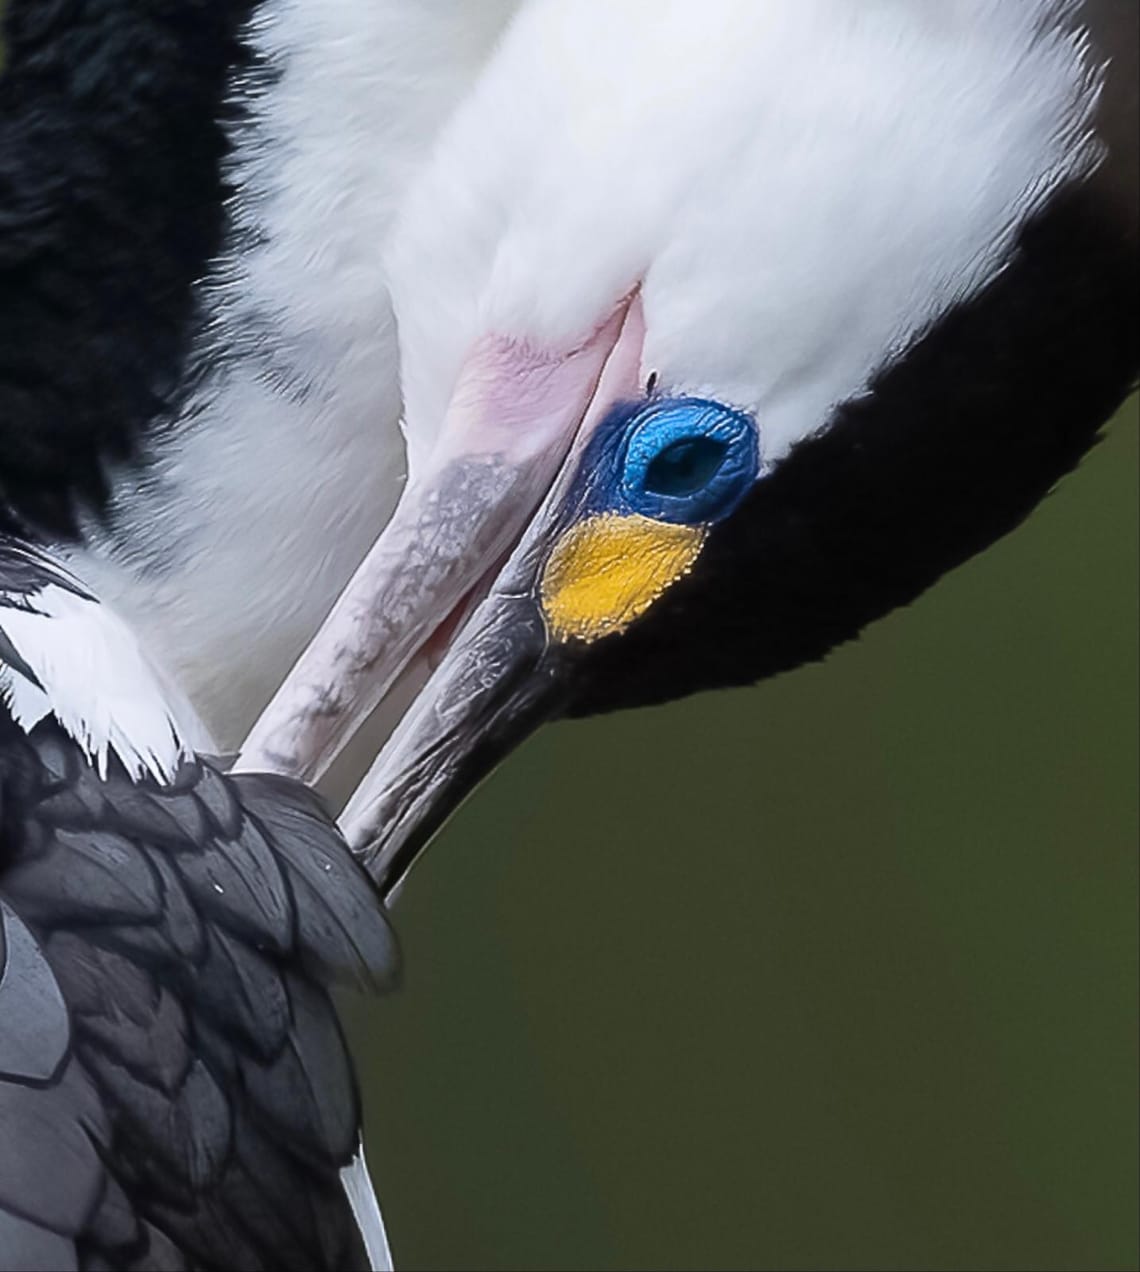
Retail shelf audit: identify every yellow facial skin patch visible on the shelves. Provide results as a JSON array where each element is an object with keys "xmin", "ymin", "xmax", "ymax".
[{"xmin": 540, "ymin": 512, "xmax": 707, "ymax": 643}]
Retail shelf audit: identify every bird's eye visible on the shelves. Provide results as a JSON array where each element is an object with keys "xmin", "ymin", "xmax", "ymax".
[
  {"xmin": 539, "ymin": 396, "xmax": 760, "ymax": 643},
  {"xmin": 643, "ymin": 437, "xmax": 728, "ymax": 497},
  {"xmin": 619, "ymin": 397, "xmax": 759, "ymax": 524}
]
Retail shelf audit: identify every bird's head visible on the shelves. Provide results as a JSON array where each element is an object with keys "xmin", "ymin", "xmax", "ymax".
[{"xmin": 242, "ymin": 1, "xmax": 1138, "ymax": 894}]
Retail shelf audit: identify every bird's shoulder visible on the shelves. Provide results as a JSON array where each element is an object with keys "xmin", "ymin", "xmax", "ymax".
[{"xmin": 0, "ymin": 0, "xmax": 259, "ymax": 538}]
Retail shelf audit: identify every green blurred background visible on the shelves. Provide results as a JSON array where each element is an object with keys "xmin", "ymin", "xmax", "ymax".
[{"xmin": 349, "ymin": 398, "xmax": 1138, "ymax": 1271}]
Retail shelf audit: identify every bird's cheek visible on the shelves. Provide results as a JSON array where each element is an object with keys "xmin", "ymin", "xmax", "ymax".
[{"xmin": 539, "ymin": 512, "xmax": 707, "ymax": 643}]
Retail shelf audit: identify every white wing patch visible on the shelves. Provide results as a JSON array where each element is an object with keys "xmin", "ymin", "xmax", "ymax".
[{"xmin": 0, "ymin": 577, "xmax": 212, "ymax": 783}]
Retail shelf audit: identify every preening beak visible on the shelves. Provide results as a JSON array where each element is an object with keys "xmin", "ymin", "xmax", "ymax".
[
  {"xmin": 342, "ymin": 527, "xmax": 569, "ymax": 899},
  {"xmin": 238, "ymin": 294, "xmax": 646, "ymax": 894}
]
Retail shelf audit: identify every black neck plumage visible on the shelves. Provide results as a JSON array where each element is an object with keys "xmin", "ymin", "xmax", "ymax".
[{"xmin": 0, "ymin": 0, "xmax": 260, "ymax": 539}]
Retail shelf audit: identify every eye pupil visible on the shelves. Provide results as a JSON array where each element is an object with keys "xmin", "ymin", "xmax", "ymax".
[{"xmin": 643, "ymin": 437, "xmax": 728, "ymax": 497}]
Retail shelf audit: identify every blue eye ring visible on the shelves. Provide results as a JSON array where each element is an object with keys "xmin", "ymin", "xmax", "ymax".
[{"xmin": 619, "ymin": 397, "xmax": 760, "ymax": 524}]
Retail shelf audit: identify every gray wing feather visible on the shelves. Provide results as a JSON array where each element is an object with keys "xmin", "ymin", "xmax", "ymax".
[
  {"xmin": 1, "ymin": 718, "xmax": 398, "ymax": 1271},
  {"xmin": 0, "ymin": 899, "xmax": 69, "ymax": 1081}
]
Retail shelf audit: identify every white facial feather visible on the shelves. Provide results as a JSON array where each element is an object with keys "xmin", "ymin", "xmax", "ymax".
[
  {"xmin": 388, "ymin": 0, "xmax": 1102, "ymax": 468},
  {"xmin": 0, "ymin": 582, "xmax": 213, "ymax": 784}
]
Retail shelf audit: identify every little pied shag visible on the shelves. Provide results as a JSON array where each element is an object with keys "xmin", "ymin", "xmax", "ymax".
[
  {"xmin": 0, "ymin": 2, "xmax": 1135, "ymax": 1266},
  {"xmin": 2, "ymin": 0, "xmax": 1135, "ymax": 825},
  {"xmin": 0, "ymin": 543, "xmax": 398, "ymax": 1270},
  {"xmin": 234, "ymin": 0, "xmax": 1137, "ymax": 894}
]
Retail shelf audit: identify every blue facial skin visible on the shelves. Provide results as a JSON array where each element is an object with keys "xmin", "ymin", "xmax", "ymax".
[{"xmin": 570, "ymin": 395, "xmax": 761, "ymax": 527}]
